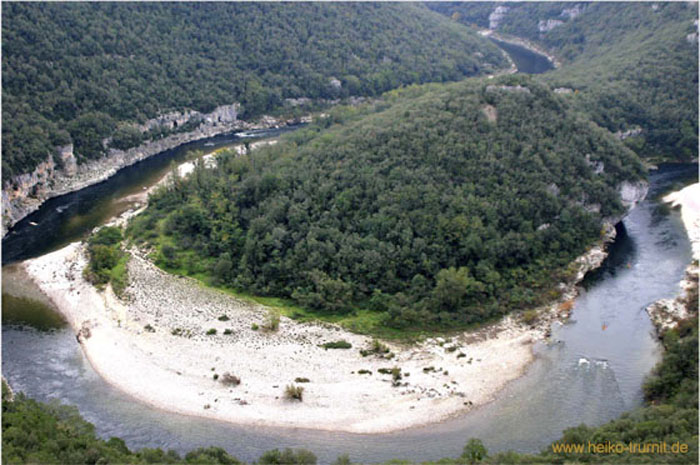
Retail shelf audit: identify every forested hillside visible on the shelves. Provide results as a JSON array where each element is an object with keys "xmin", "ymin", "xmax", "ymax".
[
  {"xmin": 129, "ymin": 76, "xmax": 645, "ymax": 330},
  {"xmin": 429, "ymin": 2, "xmax": 699, "ymax": 161},
  {"xmin": 1, "ymin": 2, "xmax": 507, "ymax": 182}
]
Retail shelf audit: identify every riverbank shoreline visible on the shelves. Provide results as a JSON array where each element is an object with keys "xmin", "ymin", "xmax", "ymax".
[
  {"xmin": 646, "ymin": 183, "xmax": 700, "ymax": 333},
  {"xmin": 1, "ymin": 112, "xmax": 306, "ymax": 238},
  {"xmin": 12, "ymin": 139, "xmax": 647, "ymax": 434},
  {"xmin": 14, "ymin": 196, "xmax": 627, "ymax": 435},
  {"xmin": 21, "ymin": 240, "xmax": 542, "ymax": 434},
  {"xmin": 478, "ymin": 29, "xmax": 561, "ymax": 69}
]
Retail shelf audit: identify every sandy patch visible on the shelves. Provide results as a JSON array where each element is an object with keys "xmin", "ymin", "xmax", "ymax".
[{"xmin": 23, "ymin": 241, "xmax": 544, "ymax": 433}]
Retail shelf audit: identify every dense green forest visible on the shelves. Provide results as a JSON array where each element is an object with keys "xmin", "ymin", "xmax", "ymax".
[
  {"xmin": 429, "ymin": 2, "xmax": 699, "ymax": 162},
  {"xmin": 4, "ymin": 312, "xmax": 695, "ymax": 464},
  {"xmin": 1, "ymin": 2, "xmax": 507, "ymax": 182},
  {"xmin": 128, "ymin": 76, "xmax": 644, "ymax": 331}
]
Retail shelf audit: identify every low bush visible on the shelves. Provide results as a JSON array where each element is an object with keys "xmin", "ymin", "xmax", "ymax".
[
  {"xmin": 220, "ymin": 372, "xmax": 240, "ymax": 386},
  {"xmin": 321, "ymin": 340, "xmax": 352, "ymax": 349},
  {"xmin": 294, "ymin": 377, "xmax": 310, "ymax": 383},
  {"xmin": 206, "ymin": 328, "xmax": 217, "ymax": 335},
  {"xmin": 521, "ymin": 309, "xmax": 539, "ymax": 325},
  {"xmin": 285, "ymin": 384, "xmax": 304, "ymax": 401},
  {"xmin": 262, "ymin": 309, "xmax": 281, "ymax": 332}
]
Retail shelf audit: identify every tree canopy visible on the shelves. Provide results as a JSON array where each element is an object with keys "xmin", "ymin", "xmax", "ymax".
[
  {"xmin": 129, "ymin": 76, "xmax": 645, "ymax": 330},
  {"xmin": 2, "ymin": 2, "xmax": 507, "ymax": 181},
  {"xmin": 430, "ymin": 2, "xmax": 699, "ymax": 162}
]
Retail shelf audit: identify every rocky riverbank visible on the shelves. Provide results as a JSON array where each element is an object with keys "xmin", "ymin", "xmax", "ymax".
[
  {"xmin": 646, "ymin": 183, "xmax": 700, "ymax": 333},
  {"xmin": 22, "ymin": 239, "xmax": 543, "ymax": 433},
  {"xmin": 1, "ymin": 105, "xmax": 305, "ymax": 237}
]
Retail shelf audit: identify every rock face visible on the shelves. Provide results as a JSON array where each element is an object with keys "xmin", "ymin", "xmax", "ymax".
[
  {"xmin": 485, "ymin": 84, "xmax": 531, "ymax": 94},
  {"xmin": 618, "ymin": 180, "xmax": 649, "ymax": 211},
  {"xmin": 561, "ymin": 4, "xmax": 585, "ymax": 20},
  {"xmin": 489, "ymin": 6, "xmax": 509, "ymax": 30},
  {"xmin": 1, "ymin": 104, "xmax": 252, "ymax": 235},
  {"xmin": 538, "ymin": 19, "xmax": 564, "ymax": 33},
  {"xmin": 614, "ymin": 127, "xmax": 643, "ymax": 140}
]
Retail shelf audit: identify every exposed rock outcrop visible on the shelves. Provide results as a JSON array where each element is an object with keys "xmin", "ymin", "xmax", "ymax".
[
  {"xmin": 1, "ymin": 103, "xmax": 304, "ymax": 236},
  {"xmin": 614, "ymin": 127, "xmax": 643, "ymax": 140},
  {"xmin": 488, "ymin": 6, "xmax": 509, "ymax": 30},
  {"xmin": 538, "ymin": 19, "xmax": 564, "ymax": 33},
  {"xmin": 646, "ymin": 183, "xmax": 700, "ymax": 334},
  {"xmin": 618, "ymin": 180, "xmax": 649, "ymax": 211}
]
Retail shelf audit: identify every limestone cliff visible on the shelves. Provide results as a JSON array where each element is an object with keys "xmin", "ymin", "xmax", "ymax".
[{"xmin": 2, "ymin": 104, "xmax": 304, "ymax": 236}]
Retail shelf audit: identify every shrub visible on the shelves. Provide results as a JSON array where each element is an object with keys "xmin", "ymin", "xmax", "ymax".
[
  {"xmin": 218, "ymin": 315, "xmax": 230, "ymax": 321},
  {"xmin": 321, "ymin": 340, "xmax": 352, "ymax": 350},
  {"xmin": 223, "ymin": 328, "xmax": 233, "ymax": 335},
  {"xmin": 144, "ymin": 324, "xmax": 155, "ymax": 333},
  {"xmin": 262, "ymin": 309, "xmax": 280, "ymax": 332},
  {"xmin": 294, "ymin": 377, "xmax": 310, "ymax": 383},
  {"xmin": 213, "ymin": 374, "xmax": 219, "ymax": 380},
  {"xmin": 206, "ymin": 328, "xmax": 217, "ymax": 335},
  {"xmin": 259, "ymin": 448, "xmax": 317, "ymax": 465},
  {"xmin": 359, "ymin": 339, "xmax": 390, "ymax": 357},
  {"xmin": 220, "ymin": 372, "xmax": 240, "ymax": 386},
  {"xmin": 285, "ymin": 384, "xmax": 304, "ymax": 401},
  {"xmin": 357, "ymin": 369, "xmax": 372, "ymax": 375},
  {"xmin": 521, "ymin": 310, "xmax": 538, "ymax": 325},
  {"xmin": 251, "ymin": 323, "xmax": 259, "ymax": 331}
]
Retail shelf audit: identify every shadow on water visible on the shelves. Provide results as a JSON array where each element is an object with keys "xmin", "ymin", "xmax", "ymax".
[
  {"xmin": 1, "ymin": 294, "xmax": 66, "ymax": 331},
  {"xmin": 582, "ymin": 222, "xmax": 637, "ymax": 288}
]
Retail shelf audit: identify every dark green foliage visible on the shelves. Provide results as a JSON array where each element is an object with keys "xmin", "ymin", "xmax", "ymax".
[
  {"xmin": 294, "ymin": 377, "xmax": 311, "ymax": 383},
  {"xmin": 462, "ymin": 438, "xmax": 488, "ymax": 464},
  {"xmin": 2, "ymin": 2, "xmax": 506, "ymax": 181},
  {"xmin": 206, "ymin": 328, "xmax": 217, "ymax": 336},
  {"xmin": 130, "ymin": 76, "xmax": 644, "ymax": 330},
  {"xmin": 258, "ymin": 448, "xmax": 317, "ymax": 465},
  {"xmin": 321, "ymin": 340, "xmax": 352, "ymax": 350},
  {"xmin": 431, "ymin": 2, "xmax": 698, "ymax": 161},
  {"xmin": 83, "ymin": 226, "xmax": 129, "ymax": 294}
]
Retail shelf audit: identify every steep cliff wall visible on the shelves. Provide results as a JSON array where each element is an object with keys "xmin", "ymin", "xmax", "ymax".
[{"xmin": 1, "ymin": 104, "xmax": 255, "ymax": 235}]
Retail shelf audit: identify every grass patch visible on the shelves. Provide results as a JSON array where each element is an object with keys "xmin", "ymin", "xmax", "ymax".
[{"xmin": 320, "ymin": 340, "xmax": 352, "ymax": 350}]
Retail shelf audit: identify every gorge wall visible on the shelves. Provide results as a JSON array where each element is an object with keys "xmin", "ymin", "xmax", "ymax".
[{"xmin": 2, "ymin": 104, "xmax": 295, "ymax": 236}]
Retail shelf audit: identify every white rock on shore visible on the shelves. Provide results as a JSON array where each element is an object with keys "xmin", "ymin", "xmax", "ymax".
[
  {"xmin": 23, "ymin": 241, "xmax": 544, "ymax": 434},
  {"xmin": 646, "ymin": 183, "xmax": 700, "ymax": 333}
]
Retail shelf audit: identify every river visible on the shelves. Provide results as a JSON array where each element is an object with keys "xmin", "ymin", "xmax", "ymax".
[
  {"xmin": 490, "ymin": 38, "xmax": 554, "ymax": 74},
  {"xmin": 3, "ymin": 157, "xmax": 695, "ymax": 462},
  {"xmin": 1, "ymin": 126, "xmax": 298, "ymax": 266}
]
